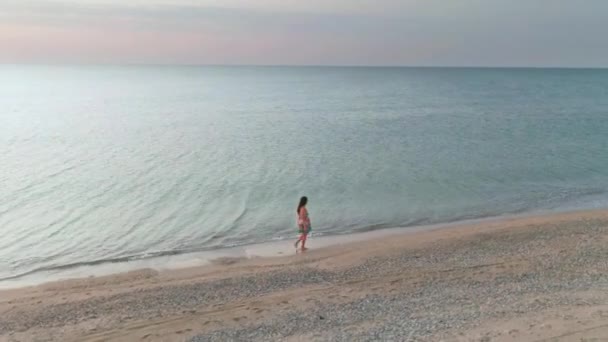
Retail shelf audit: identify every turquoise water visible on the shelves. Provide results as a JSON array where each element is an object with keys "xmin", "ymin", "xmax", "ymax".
[{"xmin": 1, "ymin": 66, "xmax": 608, "ymax": 281}]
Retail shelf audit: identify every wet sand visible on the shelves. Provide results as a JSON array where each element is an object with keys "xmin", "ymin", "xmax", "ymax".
[{"xmin": 2, "ymin": 209, "xmax": 608, "ymax": 341}]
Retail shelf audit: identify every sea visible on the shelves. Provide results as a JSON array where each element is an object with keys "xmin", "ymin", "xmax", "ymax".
[{"xmin": 1, "ymin": 65, "xmax": 608, "ymax": 283}]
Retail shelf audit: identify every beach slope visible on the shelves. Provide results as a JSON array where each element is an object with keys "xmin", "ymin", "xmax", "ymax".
[{"xmin": 2, "ymin": 210, "xmax": 608, "ymax": 341}]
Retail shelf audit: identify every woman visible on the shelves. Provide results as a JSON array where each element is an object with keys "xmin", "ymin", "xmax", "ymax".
[{"xmin": 295, "ymin": 196, "xmax": 311, "ymax": 251}]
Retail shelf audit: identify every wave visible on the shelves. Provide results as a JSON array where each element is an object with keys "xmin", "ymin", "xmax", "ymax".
[
  {"xmin": 0, "ymin": 240, "xmax": 257, "ymax": 282},
  {"xmin": 2, "ymin": 187, "xmax": 607, "ymax": 283}
]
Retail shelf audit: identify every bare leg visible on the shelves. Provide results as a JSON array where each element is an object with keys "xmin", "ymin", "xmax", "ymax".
[{"xmin": 301, "ymin": 234, "xmax": 308, "ymax": 251}]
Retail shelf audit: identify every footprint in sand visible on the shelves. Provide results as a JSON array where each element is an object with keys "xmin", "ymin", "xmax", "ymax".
[
  {"xmin": 508, "ymin": 329, "xmax": 520, "ymax": 336},
  {"xmin": 595, "ymin": 310, "xmax": 608, "ymax": 318}
]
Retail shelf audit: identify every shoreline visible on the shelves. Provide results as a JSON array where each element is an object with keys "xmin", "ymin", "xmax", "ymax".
[
  {"xmin": 2, "ymin": 208, "xmax": 608, "ymax": 340},
  {"xmin": 2, "ymin": 206, "xmax": 607, "ymax": 290}
]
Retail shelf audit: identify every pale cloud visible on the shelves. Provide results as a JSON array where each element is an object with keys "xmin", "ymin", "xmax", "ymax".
[{"xmin": 0, "ymin": 0, "xmax": 607, "ymax": 66}]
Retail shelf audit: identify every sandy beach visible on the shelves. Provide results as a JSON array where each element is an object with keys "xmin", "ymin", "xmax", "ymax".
[{"xmin": 2, "ymin": 209, "xmax": 608, "ymax": 341}]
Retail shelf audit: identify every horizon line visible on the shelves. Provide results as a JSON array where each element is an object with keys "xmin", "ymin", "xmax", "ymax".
[{"xmin": 2, "ymin": 62, "xmax": 608, "ymax": 70}]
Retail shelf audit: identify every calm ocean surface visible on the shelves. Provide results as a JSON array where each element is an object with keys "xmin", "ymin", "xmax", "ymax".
[{"xmin": 1, "ymin": 65, "xmax": 608, "ymax": 281}]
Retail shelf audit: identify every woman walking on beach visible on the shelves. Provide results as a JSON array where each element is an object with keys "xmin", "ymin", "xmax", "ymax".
[{"xmin": 295, "ymin": 196, "xmax": 311, "ymax": 252}]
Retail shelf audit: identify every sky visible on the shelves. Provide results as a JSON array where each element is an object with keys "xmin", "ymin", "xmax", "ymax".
[{"xmin": 1, "ymin": 0, "xmax": 608, "ymax": 66}]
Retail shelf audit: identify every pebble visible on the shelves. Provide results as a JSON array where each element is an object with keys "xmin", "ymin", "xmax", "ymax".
[{"xmin": 3, "ymin": 219, "xmax": 608, "ymax": 342}]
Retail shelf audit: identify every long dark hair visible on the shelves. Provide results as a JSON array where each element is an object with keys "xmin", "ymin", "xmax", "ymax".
[{"xmin": 297, "ymin": 196, "xmax": 308, "ymax": 214}]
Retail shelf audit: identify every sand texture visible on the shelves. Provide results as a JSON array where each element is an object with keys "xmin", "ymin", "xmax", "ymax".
[{"xmin": 2, "ymin": 210, "xmax": 608, "ymax": 341}]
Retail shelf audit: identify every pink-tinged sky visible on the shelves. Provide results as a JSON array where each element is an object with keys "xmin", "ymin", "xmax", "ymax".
[{"xmin": 1, "ymin": 0, "xmax": 608, "ymax": 66}]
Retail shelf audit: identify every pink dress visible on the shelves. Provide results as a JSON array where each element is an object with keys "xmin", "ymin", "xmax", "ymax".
[{"xmin": 298, "ymin": 207, "xmax": 311, "ymax": 234}]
